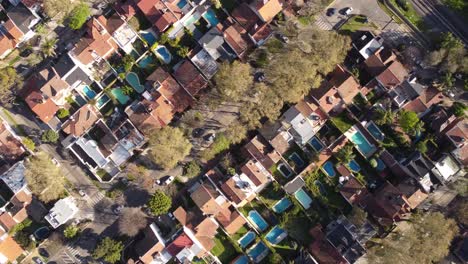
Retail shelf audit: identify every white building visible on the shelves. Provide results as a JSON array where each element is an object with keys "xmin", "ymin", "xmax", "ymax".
[{"xmin": 45, "ymin": 197, "xmax": 78, "ymax": 229}]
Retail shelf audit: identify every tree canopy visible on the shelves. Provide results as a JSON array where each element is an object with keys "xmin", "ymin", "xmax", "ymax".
[
  {"xmin": 24, "ymin": 152, "xmax": 65, "ymax": 202},
  {"xmin": 368, "ymin": 212, "xmax": 458, "ymax": 264},
  {"xmin": 93, "ymin": 237, "xmax": 124, "ymax": 264},
  {"xmin": 0, "ymin": 67, "xmax": 22, "ymax": 103},
  {"xmin": 335, "ymin": 143, "xmax": 355, "ymax": 164},
  {"xmin": 41, "ymin": 130, "xmax": 59, "ymax": 143},
  {"xmin": 68, "ymin": 2, "xmax": 90, "ymax": 30},
  {"xmin": 398, "ymin": 110, "xmax": 420, "ymax": 134},
  {"xmin": 118, "ymin": 208, "xmax": 147, "ymax": 237},
  {"xmin": 63, "ymin": 225, "xmax": 79, "ymax": 239},
  {"xmin": 425, "ymin": 32, "xmax": 467, "ymax": 74},
  {"xmin": 43, "ymin": 0, "xmax": 72, "ymax": 18},
  {"xmin": 147, "ymin": 191, "xmax": 172, "ymax": 215},
  {"xmin": 214, "ymin": 61, "xmax": 253, "ymax": 102},
  {"xmin": 147, "ymin": 126, "xmax": 192, "ymax": 170}
]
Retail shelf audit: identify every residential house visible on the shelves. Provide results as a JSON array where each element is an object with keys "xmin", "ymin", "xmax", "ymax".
[
  {"xmin": 189, "ymin": 48, "xmax": 219, "ymax": 79},
  {"xmin": 173, "ymin": 60, "xmax": 208, "ymax": 97},
  {"xmin": 220, "ymin": 17, "xmax": 253, "ymax": 59},
  {"xmin": 231, "ymin": 3, "xmax": 274, "ymax": 46},
  {"xmin": 339, "ymin": 176, "xmax": 368, "ymax": 205},
  {"xmin": 244, "ymin": 135, "xmax": 281, "ymax": 172},
  {"xmin": 54, "ymin": 54, "xmax": 93, "ymax": 89},
  {"xmin": 62, "ymin": 105, "xmax": 100, "ymax": 138},
  {"xmin": 351, "ymin": 31, "xmax": 384, "ymax": 61},
  {"xmin": 396, "ymin": 179, "xmax": 428, "ymax": 210},
  {"xmin": 44, "ymin": 197, "xmax": 78, "ymax": 228},
  {"xmin": 0, "ymin": 119, "xmax": 26, "ymax": 166},
  {"xmin": 97, "ymin": 13, "xmax": 138, "ymax": 54},
  {"xmin": 189, "ymin": 182, "xmax": 246, "ymax": 234},
  {"xmin": 134, "ymin": 222, "xmax": 169, "ymax": 264},
  {"xmin": 0, "ymin": 236, "xmax": 23, "ymax": 264},
  {"xmin": 388, "ymin": 77, "xmax": 424, "ymax": 108},
  {"xmin": 136, "ymin": 0, "xmax": 185, "ymax": 33},
  {"xmin": 198, "ymin": 27, "xmax": 236, "ymax": 61},
  {"xmin": 69, "ymin": 17, "xmax": 118, "ymax": 73},
  {"xmin": 375, "ymin": 60, "xmax": 407, "ymax": 90},
  {"xmin": 363, "ymin": 46, "xmax": 397, "ymax": 78},
  {"xmin": 249, "ymin": 0, "xmax": 283, "ymax": 23},
  {"xmin": 403, "ymin": 86, "xmax": 445, "ymax": 115},
  {"xmin": 445, "ymin": 118, "xmax": 468, "ymax": 165},
  {"xmin": 309, "ymin": 225, "xmax": 347, "ymax": 264},
  {"xmin": 423, "ymin": 106, "xmax": 458, "ymax": 136},
  {"xmin": 284, "ymin": 176, "xmax": 306, "ymax": 194}
]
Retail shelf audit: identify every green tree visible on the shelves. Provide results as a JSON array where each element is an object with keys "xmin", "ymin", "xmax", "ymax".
[
  {"xmin": 120, "ymin": 55, "xmax": 135, "ymax": 72},
  {"xmin": 425, "ymin": 33, "xmax": 467, "ymax": 74},
  {"xmin": 214, "ymin": 61, "xmax": 253, "ymax": 102},
  {"xmin": 22, "ymin": 137, "xmax": 35, "ymax": 152},
  {"xmin": 176, "ymin": 46, "xmax": 190, "ymax": 58},
  {"xmin": 121, "ymin": 85, "xmax": 133, "ymax": 96},
  {"xmin": 451, "ymin": 102, "xmax": 467, "ymax": 117},
  {"xmin": 183, "ymin": 161, "xmax": 201, "ymax": 178},
  {"xmin": 368, "ymin": 212, "xmax": 458, "ymax": 264},
  {"xmin": 41, "ymin": 38, "xmax": 58, "ymax": 58},
  {"xmin": 210, "ymin": 0, "xmax": 222, "ymax": 8},
  {"xmin": 374, "ymin": 108, "xmax": 396, "ymax": 126},
  {"xmin": 224, "ymin": 121, "xmax": 248, "ymax": 144},
  {"xmin": 24, "ymin": 152, "xmax": 65, "ymax": 202},
  {"xmin": 147, "ymin": 126, "xmax": 192, "ymax": 170},
  {"xmin": 147, "ymin": 191, "xmax": 172, "ymax": 215},
  {"xmin": 201, "ymin": 133, "xmax": 231, "ymax": 161},
  {"xmin": 336, "ymin": 143, "xmax": 355, "ymax": 164},
  {"xmin": 0, "ymin": 67, "xmax": 22, "ymax": 103},
  {"xmin": 41, "ymin": 130, "xmax": 59, "ymax": 143},
  {"xmin": 68, "ymin": 2, "xmax": 90, "ymax": 30},
  {"xmin": 57, "ymin": 108, "xmax": 70, "ymax": 119},
  {"xmin": 452, "ymin": 200, "xmax": 468, "ymax": 226},
  {"xmin": 14, "ymin": 231, "xmax": 35, "ymax": 250},
  {"xmin": 398, "ymin": 110, "xmax": 420, "ymax": 134},
  {"xmin": 444, "ymin": 0, "xmax": 467, "ymax": 10},
  {"xmin": 63, "ymin": 225, "xmax": 80, "ymax": 239},
  {"xmin": 92, "ymin": 237, "xmax": 124, "ymax": 264},
  {"xmin": 415, "ymin": 139, "xmax": 428, "ymax": 154},
  {"xmin": 369, "ymin": 158, "xmax": 378, "ymax": 168}
]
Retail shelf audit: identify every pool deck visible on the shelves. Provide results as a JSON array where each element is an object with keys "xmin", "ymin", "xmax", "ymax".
[{"xmin": 344, "ymin": 125, "xmax": 378, "ymax": 158}]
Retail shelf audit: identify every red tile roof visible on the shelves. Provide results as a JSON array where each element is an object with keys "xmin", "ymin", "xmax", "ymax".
[
  {"xmin": 222, "ymin": 23, "xmax": 251, "ymax": 58},
  {"xmin": 3, "ymin": 20, "xmax": 23, "ymax": 42},
  {"xmin": 173, "ymin": 60, "xmax": 207, "ymax": 96},
  {"xmin": 215, "ymin": 207, "xmax": 246, "ymax": 234},
  {"xmin": 62, "ymin": 105, "xmax": 100, "ymax": 137},
  {"xmin": 232, "ymin": 3, "xmax": 259, "ymax": 31},
  {"xmin": 244, "ymin": 135, "xmax": 281, "ymax": 170},
  {"xmin": 253, "ymin": 0, "xmax": 283, "ymax": 22},
  {"xmin": 340, "ymin": 176, "xmax": 368, "ymax": 205},
  {"xmin": 136, "ymin": 0, "xmax": 182, "ymax": 32},
  {"xmin": 166, "ymin": 232, "xmax": 193, "ymax": 256},
  {"xmin": 0, "ymin": 35, "xmax": 14, "ymax": 57},
  {"xmin": 0, "ymin": 236, "xmax": 23, "ymax": 262},
  {"xmin": 309, "ymin": 225, "xmax": 347, "ymax": 264},
  {"xmin": 240, "ymin": 160, "xmax": 269, "ymax": 187},
  {"xmin": 0, "ymin": 213, "xmax": 16, "ymax": 232},
  {"xmin": 24, "ymin": 89, "xmax": 59, "ymax": 123}
]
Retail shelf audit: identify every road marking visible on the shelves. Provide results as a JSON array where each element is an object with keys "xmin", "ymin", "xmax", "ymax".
[
  {"xmin": 88, "ymin": 191, "xmax": 105, "ymax": 206},
  {"xmin": 315, "ymin": 15, "xmax": 333, "ymax": 30}
]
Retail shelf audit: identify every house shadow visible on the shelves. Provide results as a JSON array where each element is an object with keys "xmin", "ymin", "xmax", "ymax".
[
  {"xmin": 73, "ymin": 228, "xmax": 100, "ymax": 255},
  {"xmin": 123, "ymin": 186, "xmax": 151, "ymax": 207}
]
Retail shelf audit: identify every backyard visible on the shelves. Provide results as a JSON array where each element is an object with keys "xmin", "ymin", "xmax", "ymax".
[{"xmin": 211, "ymin": 232, "xmax": 240, "ymax": 263}]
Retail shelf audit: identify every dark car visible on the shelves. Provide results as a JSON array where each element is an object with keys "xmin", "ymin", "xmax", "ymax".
[
  {"xmin": 192, "ymin": 128, "xmax": 205, "ymax": 138},
  {"xmin": 326, "ymin": 8, "xmax": 336, "ymax": 16}
]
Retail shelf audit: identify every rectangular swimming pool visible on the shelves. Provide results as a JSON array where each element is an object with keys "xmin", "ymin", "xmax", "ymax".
[
  {"xmin": 294, "ymin": 188, "xmax": 312, "ymax": 209},
  {"xmin": 289, "ymin": 152, "xmax": 305, "ymax": 168},
  {"xmin": 82, "ymin": 85, "xmax": 96, "ymax": 99},
  {"xmin": 322, "ymin": 161, "xmax": 336, "ymax": 177},
  {"xmin": 265, "ymin": 225, "xmax": 287, "ymax": 245},
  {"xmin": 238, "ymin": 231, "xmax": 256, "ymax": 249},
  {"xmin": 272, "ymin": 197, "xmax": 292, "ymax": 213},
  {"xmin": 248, "ymin": 210, "xmax": 269, "ymax": 232},
  {"xmin": 202, "ymin": 9, "xmax": 219, "ymax": 27},
  {"xmin": 277, "ymin": 163, "xmax": 293, "ymax": 178},
  {"xmin": 367, "ymin": 122, "xmax": 384, "ymax": 141},
  {"xmin": 308, "ymin": 136, "xmax": 324, "ymax": 152},
  {"xmin": 247, "ymin": 241, "xmax": 269, "ymax": 263},
  {"xmin": 348, "ymin": 159, "xmax": 361, "ymax": 172},
  {"xmin": 350, "ymin": 130, "xmax": 376, "ymax": 157}
]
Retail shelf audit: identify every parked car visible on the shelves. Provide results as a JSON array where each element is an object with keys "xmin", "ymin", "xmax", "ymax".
[
  {"xmin": 113, "ymin": 205, "xmax": 123, "ymax": 214},
  {"xmin": 33, "ymin": 257, "xmax": 45, "ymax": 264},
  {"xmin": 155, "ymin": 176, "xmax": 175, "ymax": 186},
  {"xmin": 78, "ymin": 189, "xmax": 86, "ymax": 197},
  {"xmin": 192, "ymin": 128, "xmax": 205, "ymax": 138},
  {"xmin": 342, "ymin": 7, "xmax": 353, "ymax": 15},
  {"xmin": 326, "ymin": 8, "xmax": 336, "ymax": 16}
]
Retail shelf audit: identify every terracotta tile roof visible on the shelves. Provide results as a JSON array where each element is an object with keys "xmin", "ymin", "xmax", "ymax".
[
  {"xmin": 220, "ymin": 178, "xmax": 246, "ymax": 205},
  {"xmin": 397, "ymin": 183, "xmax": 427, "ymax": 209},
  {"xmin": 37, "ymin": 68, "xmax": 69, "ymax": 102},
  {"xmin": 190, "ymin": 183, "xmax": 224, "ymax": 215},
  {"xmin": 376, "ymin": 68, "xmax": 401, "ymax": 89},
  {"xmin": 340, "ymin": 176, "xmax": 368, "ymax": 205},
  {"xmin": 386, "ymin": 60, "xmax": 407, "ymax": 82},
  {"xmin": 0, "ymin": 213, "xmax": 16, "ymax": 231},
  {"xmin": 166, "ymin": 232, "xmax": 193, "ymax": 256},
  {"xmin": 330, "ymin": 65, "xmax": 360, "ymax": 104},
  {"xmin": 62, "ymin": 105, "xmax": 100, "ymax": 137},
  {"xmin": 72, "ymin": 18, "xmax": 118, "ymax": 65},
  {"xmin": 403, "ymin": 98, "xmax": 428, "ymax": 113},
  {"xmin": 119, "ymin": 4, "xmax": 136, "ymax": 19},
  {"xmin": 24, "ymin": 89, "xmax": 59, "ymax": 123},
  {"xmin": 244, "ymin": 135, "xmax": 281, "ymax": 170},
  {"xmin": 311, "ymin": 81, "xmax": 344, "ymax": 113},
  {"xmin": 136, "ymin": 0, "xmax": 181, "ymax": 32},
  {"xmin": 0, "ymin": 236, "xmax": 23, "ymax": 262},
  {"xmin": 336, "ymin": 164, "xmax": 351, "ymax": 177},
  {"xmin": 253, "ymin": 0, "xmax": 283, "ymax": 22},
  {"xmin": 362, "ymin": 182, "xmax": 411, "ymax": 220},
  {"xmin": 215, "ymin": 207, "xmax": 246, "ymax": 234},
  {"xmin": 173, "ymin": 207, "xmax": 218, "ymax": 251},
  {"xmin": 240, "ymin": 160, "xmax": 269, "ymax": 187},
  {"xmin": 3, "ymin": 20, "xmax": 23, "ymax": 42},
  {"xmin": 364, "ymin": 54, "xmax": 386, "ymax": 76},
  {"xmin": 146, "ymin": 68, "xmax": 193, "ymax": 112},
  {"xmin": 418, "ymin": 86, "xmax": 444, "ymax": 106},
  {"xmin": 173, "ymin": 60, "xmax": 207, "ymax": 97},
  {"xmin": 223, "ymin": 23, "xmax": 251, "ymax": 58},
  {"xmin": 0, "ymin": 35, "xmax": 14, "ymax": 57},
  {"xmin": 232, "ymin": 3, "xmax": 259, "ymax": 31},
  {"xmin": 0, "ymin": 123, "xmax": 25, "ymax": 162},
  {"xmin": 269, "ymin": 132, "xmax": 290, "ymax": 154},
  {"xmin": 250, "ymin": 23, "xmax": 272, "ymax": 44},
  {"xmin": 97, "ymin": 14, "xmax": 125, "ymax": 34},
  {"xmin": 21, "ymin": 0, "xmax": 42, "ymax": 8}
]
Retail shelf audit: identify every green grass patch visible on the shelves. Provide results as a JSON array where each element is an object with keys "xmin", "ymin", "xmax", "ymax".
[
  {"xmin": 297, "ymin": 16, "xmax": 313, "ymax": 25},
  {"xmin": 339, "ymin": 15, "xmax": 378, "ymax": 34},
  {"xmin": 259, "ymin": 182, "xmax": 285, "ymax": 207},
  {"xmin": 1, "ymin": 109, "xmax": 26, "ymax": 136},
  {"xmin": 211, "ymin": 233, "xmax": 239, "ymax": 263},
  {"xmin": 331, "ymin": 112, "xmax": 354, "ymax": 133},
  {"xmin": 231, "ymin": 225, "xmax": 249, "ymax": 241},
  {"xmin": 265, "ymin": 38, "xmax": 284, "ymax": 53},
  {"xmin": 390, "ymin": 0, "xmax": 427, "ymax": 30}
]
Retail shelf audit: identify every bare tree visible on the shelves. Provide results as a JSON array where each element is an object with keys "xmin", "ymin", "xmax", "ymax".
[{"xmin": 118, "ymin": 208, "xmax": 148, "ymax": 237}]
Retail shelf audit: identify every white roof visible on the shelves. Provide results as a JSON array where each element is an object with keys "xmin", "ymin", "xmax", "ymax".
[
  {"xmin": 45, "ymin": 197, "xmax": 78, "ymax": 228},
  {"xmin": 75, "ymin": 137, "xmax": 108, "ymax": 168},
  {"xmin": 283, "ymin": 107, "xmax": 315, "ymax": 144},
  {"xmin": 0, "ymin": 161, "xmax": 26, "ymax": 194},
  {"xmin": 434, "ymin": 155, "xmax": 460, "ymax": 181}
]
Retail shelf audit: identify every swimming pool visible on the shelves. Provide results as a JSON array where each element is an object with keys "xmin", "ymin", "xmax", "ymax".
[
  {"xmin": 315, "ymin": 180, "xmax": 327, "ymax": 195},
  {"xmin": 140, "ymin": 31, "xmax": 157, "ymax": 46},
  {"xmin": 96, "ymin": 94, "xmax": 110, "ymax": 108},
  {"xmin": 272, "ymin": 197, "xmax": 292, "ymax": 213},
  {"xmin": 203, "ymin": 9, "xmax": 219, "ymax": 27},
  {"xmin": 34, "ymin": 227, "xmax": 50, "ymax": 240},
  {"xmin": 376, "ymin": 158, "xmax": 386, "ymax": 171},
  {"xmin": 367, "ymin": 122, "xmax": 384, "ymax": 141},
  {"xmin": 138, "ymin": 54, "xmax": 156, "ymax": 68},
  {"xmin": 350, "ymin": 130, "xmax": 376, "ymax": 157},
  {"xmin": 294, "ymin": 188, "xmax": 312, "ymax": 209},
  {"xmin": 348, "ymin": 159, "xmax": 361, "ymax": 172},
  {"xmin": 82, "ymin": 85, "xmax": 96, "ymax": 99},
  {"xmin": 126, "ymin": 72, "xmax": 145, "ymax": 93},
  {"xmin": 322, "ymin": 161, "xmax": 336, "ymax": 177},
  {"xmin": 75, "ymin": 94, "xmax": 87, "ymax": 106},
  {"xmin": 277, "ymin": 163, "xmax": 293, "ymax": 178},
  {"xmin": 289, "ymin": 152, "xmax": 305, "ymax": 168},
  {"xmin": 177, "ymin": 0, "xmax": 187, "ymax": 8},
  {"xmin": 238, "ymin": 231, "xmax": 256, "ymax": 249},
  {"xmin": 232, "ymin": 255, "xmax": 249, "ymax": 264},
  {"xmin": 155, "ymin": 45, "xmax": 172, "ymax": 64},
  {"xmin": 308, "ymin": 136, "xmax": 324, "ymax": 152},
  {"xmin": 265, "ymin": 225, "xmax": 287, "ymax": 245},
  {"xmin": 248, "ymin": 210, "xmax": 269, "ymax": 232},
  {"xmin": 111, "ymin": 88, "xmax": 130, "ymax": 105},
  {"xmin": 247, "ymin": 241, "xmax": 269, "ymax": 263}
]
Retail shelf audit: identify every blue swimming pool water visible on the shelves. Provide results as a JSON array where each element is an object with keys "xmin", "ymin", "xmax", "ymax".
[
  {"xmin": 83, "ymin": 85, "xmax": 96, "ymax": 99},
  {"xmin": 289, "ymin": 152, "xmax": 305, "ymax": 168},
  {"xmin": 367, "ymin": 122, "xmax": 384, "ymax": 141},
  {"xmin": 294, "ymin": 188, "xmax": 312, "ymax": 209},
  {"xmin": 177, "ymin": 0, "xmax": 187, "ymax": 8},
  {"xmin": 308, "ymin": 136, "xmax": 324, "ymax": 152},
  {"xmin": 111, "ymin": 88, "xmax": 130, "ymax": 105},
  {"xmin": 75, "ymin": 95, "xmax": 87, "ymax": 106},
  {"xmin": 322, "ymin": 161, "xmax": 336, "ymax": 177},
  {"xmin": 34, "ymin": 227, "xmax": 50, "ymax": 240},
  {"xmin": 272, "ymin": 197, "xmax": 292, "ymax": 213},
  {"xmin": 247, "ymin": 241, "xmax": 269, "ymax": 263},
  {"xmin": 376, "ymin": 158, "xmax": 386, "ymax": 171},
  {"xmin": 138, "ymin": 55, "xmax": 156, "ymax": 68},
  {"xmin": 315, "ymin": 180, "xmax": 327, "ymax": 195},
  {"xmin": 203, "ymin": 9, "xmax": 219, "ymax": 27},
  {"xmin": 350, "ymin": 130, "xmax": 375, "ymax": 157},
  {"xmin": 232, "ymin": 255, "xmax": 249, "ymax": 264},
  {"xmin": 126, "ymin": 72, "xmax": 145, "ymax": 93},
  {"xmin": 348, "ymin": 159, "xmax": 361, "ymax": 172},
  {"xmin": 155, "ymin": 45, "xmax": 172, "ymax": 64},
  {"xmin": 277, "ymin": 163, "xmax": 292, "ymax": 178},
  {"xmin": 248, "ymin": 210, "xmax": 269, "ymax": 232},
  {"xmin": 96, "ymin": 94, "xmax": 110, "ymax": 108},
  {"xmin": 140, "ymin": 31, "xmax": 157, "ymax": 46},
  {"xmin": 265, "ymin": 225, "xmax": 287, "ymax": 245},
  {"xmin": 238, "ymin": 231, "xmax": 256, "ymax": 249}
]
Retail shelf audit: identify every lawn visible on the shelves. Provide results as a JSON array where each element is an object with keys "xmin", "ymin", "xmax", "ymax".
[
  {"xmin": 259, "ymin": 182, "xmax": 285, "ymax": 207},
  {"xmin": 339, "ymin": 15, "xmax": 378, "ymax": 34},
  {"xmin": 390, "ymin": 0, "xmax": 427, "ymax": 31},
  {"xmin": 278, "ymin": 203, "xmax": 315, "ymax": 245},
  {"xmin": 331, "ymin": 112, "xmax": 355, "ymax": 133},
  {"xmin": 211, "ymin": 233, "xmax": 239, "ymax": 263},
  {"xmin": 231, "ymin": 225, "xmax": 249, "ymax": 241}
]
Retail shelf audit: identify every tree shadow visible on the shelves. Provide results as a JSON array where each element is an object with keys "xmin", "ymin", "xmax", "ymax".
[{"xmin": 123, "ymin": 186, "xmax": 150, "ymax": 207}]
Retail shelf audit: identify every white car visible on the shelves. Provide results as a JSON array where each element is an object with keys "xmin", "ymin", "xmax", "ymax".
[
  {"xmin": 78, "ymin": 189, "xmax": 86, "ymax": 197},
  {"xmin": 156, "ymin": 176, "xmax": 175, "ymax": 186},
  {"xmin": 343, "ymin": 7, "xmax": 353, "ymax": 15}
]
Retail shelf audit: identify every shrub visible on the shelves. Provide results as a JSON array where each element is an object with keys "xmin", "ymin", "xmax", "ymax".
[
  {"xmin": 64, "ymin": 225, "xmax": 80, "ymax": 239},
  {"xmin": 452, "ymin": 102, "xmax": 466, "ymax": 117},
  {"xmin": 369, "ymin": 158, "xmax": 378, "ymax": 168},
  {"xmin": 22, "ymin": 137, "xmax": 35, "ymax": 151},
  {"xmin": 147, "ymin": 191, "xmax": 172, "ymax": 215},
  {"xmin": 57, "ymin": 108, "xmax": 70, "ymax": 119},
  {"xmin": 68, "ymin": 2, "xmax": 91, "ymax": 30},
  {"xmin": 41, "ymin": 129, "xmax": 59, "ymax": 143},
  {"xmin": 183, "ymin": 161, "xmax": 201, "ymax": 178}
]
